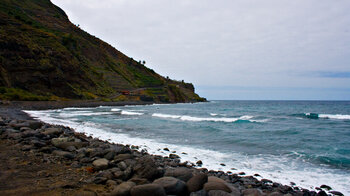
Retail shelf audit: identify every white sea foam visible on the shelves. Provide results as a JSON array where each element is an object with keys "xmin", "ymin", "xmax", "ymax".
[
  {"xmin": 152, "ymin": 113, "xmax": 182, "ymax": 119},
  {"xmin": 210, "ymin": 113, "xmax": 218, "ymax": 116},
  {"xmin": 111, "ymin": 108, "xmax": 121, "ymax": 112},
  {"xmin": 62, "ymin": 107, "xmax": 97, "ymax": 110},
  {"xmin": 121, "ymin": 110, "xmax": 144, "ymax": 116},
  {"xmin": 152, "ymin": 113, "xmax": 262, "ymax": 123},
  {"xmin": 23, "ymin": 109, "xmax": 350, "ymax": 195},
  {"xmin": 319, "ymin": 114, "xmax": 350, "ymax": 120},
  {"xmin": 58, "ymin": 112, "xmax": 113, "ymax": 117}
]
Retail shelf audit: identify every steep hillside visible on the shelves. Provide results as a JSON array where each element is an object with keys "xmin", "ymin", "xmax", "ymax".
[{"xmin": 0, "ymin": 0, "xmax": 205, "ymax": 102}]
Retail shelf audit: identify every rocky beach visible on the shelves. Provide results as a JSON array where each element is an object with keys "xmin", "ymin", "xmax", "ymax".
[{"xmin": 0, "ymin": 102, "xmax": 343, "ymax": 196}]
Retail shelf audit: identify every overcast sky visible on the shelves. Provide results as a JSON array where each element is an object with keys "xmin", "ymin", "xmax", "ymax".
[{"xmin": 52, "ymin": 0, "xmax": 350, "ymax": 100}]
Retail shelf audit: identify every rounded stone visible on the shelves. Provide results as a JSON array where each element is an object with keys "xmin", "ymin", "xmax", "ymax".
[
  {"xmin": 130, "ymin": 184, "xmax": 166, "ymax": 196},
  {"xmin": 186, "ymin": 173, "xmax": 208, "ymax": 192}
]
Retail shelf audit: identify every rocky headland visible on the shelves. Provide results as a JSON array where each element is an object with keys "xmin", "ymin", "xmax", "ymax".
[{"xmin": 0, "ymin": 104, "xmax": 342, "ymax": 196}]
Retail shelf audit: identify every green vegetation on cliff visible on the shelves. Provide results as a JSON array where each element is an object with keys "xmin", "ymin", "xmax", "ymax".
[{"xmin": 0, "ymin": 0, "xmax": 205, "ymax": 102}]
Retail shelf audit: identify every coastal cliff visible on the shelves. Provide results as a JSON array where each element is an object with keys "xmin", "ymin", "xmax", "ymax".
[{"xmin": 0, "ymin": 0, "xmax": 205, "ymax": 103}]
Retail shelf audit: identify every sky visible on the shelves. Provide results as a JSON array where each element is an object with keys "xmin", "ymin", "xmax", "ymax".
[{"xmin": 51, "ymin": 0, "xmax": 350, "ymax": 100}]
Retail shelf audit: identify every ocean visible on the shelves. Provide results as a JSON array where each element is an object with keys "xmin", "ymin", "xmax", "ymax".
[{"xmin": 24, "ymin": 100, "xmax": 350, "ymax": 194}]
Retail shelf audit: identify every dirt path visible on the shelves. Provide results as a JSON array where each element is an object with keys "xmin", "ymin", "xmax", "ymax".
[{"xmin": 0, "ymin": 139, "xmax": 106, "ymax": 196}]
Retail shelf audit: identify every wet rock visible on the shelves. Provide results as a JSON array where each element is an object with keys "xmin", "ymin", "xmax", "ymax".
[
  {"xmin": 43, "ymin": 127, "xmax": 63, "ymax": 136},
  {"xmin": 27, "ymin": 121, "xmax": 43, "ymax": 130},
  {"xmin": 89, "ymin": 147, "xmax": 105, "ymax": 158},
  {"xmin": 39, "ymin": 146, "xmax": 55, "ymax": 153},
  {"xmin": 169, "ymin": 153, "xmax": 180, "ymax": 159},
  {"xmin": 261, "ymin": 179, "xmax": 272, "ymax": 184},
  {"xmin": 163, "ymin": 148, "xmax": 169, "ymax": 151},
  {"xmin": 19, "ymin": 127, "xmax": 32, "ymax": 132},
  {"xmin": 187, "ymin": 173, "xmax": 208, "ymax": 192},
  {"xmin": 208, "ymin": 190, "xmax": 234, "ymax": 196},
  {"xmin": 21, "ymin": 144, "xmax": 34, "ymax": 151},
  {"xmin": 129, "ymin": 177, "xmax": 149, "ymax": 185},
  {"xmin": 153, "ymin": 176, "xmax": 186, "ymax": 195},
  {"xmin": 316, "ymin": 190, "xmax": 327, "ymax": 196},
  {"xmin": 96, "ymin": 170, "xmax": 113, "ymax": 180},
  {"xmin": 106, "ymin": 180, "xmax": 117, "ymax": 187},
  {"xmin": 190, "ymin": 189, "xmax": 209, "ymax": 196},
  {"xmin": 92, "ymin": 158, "xmax": 109, "ymax": 170},
  {"xmin": 111, "ymin": 181, "xmax": 136, "ymax": 196},
  {"xmin": 208, "ymin": 176, "xmax": 226, "ymax": 184},
  {"xmin": 66, "ymin": 145, "xmax": 77, "ymax": 152},
  {"xmin": 204, "ymin": 181, "xmax": 232, "ymax": 193},
  {"xmin": 320, "ymin": 184, "xmax": 332, "ymax": 190},
  {"xmin": 113, "ymin": 170, "xmax": 125, "ymax": 179},
  {"xmin": 22, "ymin": 130, "xmax": 40, "ymax": 138},
  {"xmin": 115, "ymin": 153, "xmax": 134, "ymax": 162},
  {"xmin": 31, "ymin": 140, "xmax": 46, "ymax": 148},
  {"xmin": 52, "ymin": 150, "xmax": 75, "ymax": 159},
  {"xmin": 268, "ymin": 192, "xmax": 283, "ymax": 196},
  {"xmin": 123, "ymin": 166, "xmax": 133, "ymax": 181},
  {"xmin": 134, "ymin": 156, "xmax": 164, "ymax": 180},
  {"xmin": 220, "ymin": 163, "xmax": 226, "ymax": 166},
  {"xmin": 80, "ymin": 157, "xmax": 92, "ymax": 163},
  {"xmin": 130, "ymin": 184, "xmax": 166, "ymax": 196},
  {"xmin": 104, "ymin": 150, "xmax": 116, "ymax": 160},
  {"xmin": 118, "ymin": 161, "xmax": 128, "ymax": 170},
  {"xmin": 164, "ymin": 167, "xmax": 193, "ymax": 182},
  {"xmin": 196, "ymin": 160, "xmax": 203, "ymax": 166},
  {"xmin": 51, "ymin": 138, "xmax": 87, "ymax": 150},
  {"xmin": 10, "ymin": 122, "xmax": 29, "ymax": 130},
  {"xmin": 242, "ymin": 188, "xmax": 264, "ymax": 196},
  {"xmin": 93, "ymin": 177, "xmax": 108, "ymax": 184},
  {"xmin": 329, "ymin": 191, "xmax": 344, "ymax": 196}
]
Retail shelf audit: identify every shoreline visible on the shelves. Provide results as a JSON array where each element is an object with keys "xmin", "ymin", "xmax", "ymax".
[{"xmin": 0, "ymin": 101, "xmax": 343, "ymax": 196}]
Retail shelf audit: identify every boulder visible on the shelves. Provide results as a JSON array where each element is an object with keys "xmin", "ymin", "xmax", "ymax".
[
  {"xmin": 191, "ymin": 189, "xmax": 209, "ymax": 196},
  {"xmin": 169, "ymin": 153, "xmax": 180, "ymax": 159},
  {"xmin": 187, "ymin": 173, "xmax": 208, "ymax": 192},
  {"xmin": 111, "ymin": 181, "xmax": 136, "ymax": 196},
  {"xmin": 328, "ymin": 191, "xmax": 344, "ymax": 196},
  {"xmin": 134, "ymin": 156, "xmax": 164, "ymax": 180},
  {"xmin": 268, "ymin": 192, "xmax": 283, "ymax": 196},
  {"xmin": 242, "ymin": 188, "xmax": 264, "ymax": 196},
  {"xmin": 204, "ymin": 182, "xmax": 232, "ymax": 193},
  {"xmin": 52, "ymin": 150, "xmax": 75, "ymax": 159},
  {"xmin": 196, "ymin": 160, "xmax": 203, "ymax": 166},
  {"xmin": 115, "ymin": 153, "xmax": 134, "ymax": 162},
  {"xmin": 51, "ymin": 137, "xmax": 87, "ymax": 150},
  {"xmin": 130, "ymin": 184, "xmax": 166, "ymax": 196},
  {"xmin": 320, "ymin": 185, "xmax": 332, "ymax": 190},
  {"xmin": 43, "ymin": 127, "xmax": 63, "ymax": 136},
  {"xmin": 129, "ymin": 177, "xmax": 149, "ymax": 185},
  {"xmin": 20, "ymin": 130, "xmax": 37, "ymax": 138},
  {"xmin": 104, "ymin": 150, "xmax": 116, "ymax": 160},
  {"xmin": 208, "ymin": 190, "xmax": 234, "ymax": 196},
  {"xmin": 208, "ymin": 176, "xmax": 226, "ymax": 184},
  {"xmin": 118, "ymin": 161, "xmax": 128, "ymax": 171},
  {"xmin": 93, "ymin": 158, "xmax": 109, "ymax": 170},
  {"xmin": 27, "ymin": 121, "xmax": 43, "ymax": 130},
  {"xmin": 10, "ymin": 122, "xmax": 29, "ymax": 130},
  {"xmin": 164, "ymin": 167, "xmax": 193, "ymax": 182},
  {"xmin": 153, "ymin": 176, "xmax": 186, "ymax": 195}
]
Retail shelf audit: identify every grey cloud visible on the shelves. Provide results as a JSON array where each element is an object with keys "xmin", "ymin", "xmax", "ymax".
[{"xmin": 51, "ymin": 0, "xmax": 350, "ymax": 99}]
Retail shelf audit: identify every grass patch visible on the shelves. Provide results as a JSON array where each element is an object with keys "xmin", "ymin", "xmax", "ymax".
[{"xmin": 0, "ymin": 87, "xmax": 53, "ymax": 101}]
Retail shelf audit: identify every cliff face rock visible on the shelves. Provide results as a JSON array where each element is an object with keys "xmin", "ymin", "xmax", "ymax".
[{"xmin": 0, "ymin": 0, "xmax": 205, "ymax": 102}]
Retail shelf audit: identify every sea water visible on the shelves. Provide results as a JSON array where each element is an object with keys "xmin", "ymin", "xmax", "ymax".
[{"xmin": 24, "ymin": 101, "xmax": 350, "ymax": 194}]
